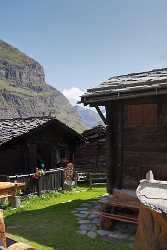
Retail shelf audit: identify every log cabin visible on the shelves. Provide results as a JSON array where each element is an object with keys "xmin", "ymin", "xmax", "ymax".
[
  {"xmin": 75, "ymin": 125, "xmax": 107, "ymax": 173},
  {"xmin": 0, "ymin": 116, "xmax": 82, "ymax": 175},
  {"xmin": 81, "ymin": 68, "xmax": 167, "ymax": 193}
]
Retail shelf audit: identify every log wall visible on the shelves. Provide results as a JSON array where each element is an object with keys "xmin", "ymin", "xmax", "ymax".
[
  {"xmin": 75, "ymin": 126, "xmax": 107, "ymax": 173},
  {"xmin": 122, "ymin": 95, "xmax": 167, "ymax": 188}
]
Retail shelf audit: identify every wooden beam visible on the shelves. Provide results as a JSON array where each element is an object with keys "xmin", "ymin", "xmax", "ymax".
[
  {"xmin": 105, "ymin": 102, "xmax": 124, "ymax": 193},
  {"xmin": 94, "ymin": 105, "xmax": 107, "ymax": 124},
  {"xmin": 105, "ymin": 103, "xmax": 115, "ymax": 194},
  {"xmin": 116, "ymin": 103, "xmax": 123, "ymax": 189}
]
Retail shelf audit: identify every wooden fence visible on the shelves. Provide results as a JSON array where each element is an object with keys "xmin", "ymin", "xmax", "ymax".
[{"xmin": 8, "ymin": 169, "xmax": 64, "ymax": 194}]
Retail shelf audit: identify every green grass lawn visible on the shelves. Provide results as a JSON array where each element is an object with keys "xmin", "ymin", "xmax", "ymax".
[{"xmin": 4, "ymin": 187, "xmax": 132, "ymax": 250}]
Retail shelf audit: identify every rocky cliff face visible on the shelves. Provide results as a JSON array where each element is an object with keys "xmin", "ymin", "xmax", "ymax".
[
  {"xmin": 0, "ymin": 59, "xmax": 45, "ymax": 87},
  {"xmin": 0, "ymin": 40, "xmax": 86, "ymax": 132}
]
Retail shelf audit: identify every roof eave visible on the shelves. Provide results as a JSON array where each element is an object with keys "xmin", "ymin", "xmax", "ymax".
[{"xmin": 81, "ymin": 87, "xmax": 167, "ymax": 106}]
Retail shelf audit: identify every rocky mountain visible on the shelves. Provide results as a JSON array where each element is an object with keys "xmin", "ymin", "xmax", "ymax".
[
  {"xmin": 0, "ymin": 40, "xmax": 86, "ymax": 132},
  {"xmin": 73, "ymin": 105, "xmax": 104, "ymax": 128}
]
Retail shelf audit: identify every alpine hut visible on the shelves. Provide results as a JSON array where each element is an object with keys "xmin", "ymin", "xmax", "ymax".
[
  {"xmin": 81, "ymin": 68, "xmax": 167, "ymax": 193},
  {"xmin": 0, "ymin": 116, "xmax": 82, "ymax": 176}
]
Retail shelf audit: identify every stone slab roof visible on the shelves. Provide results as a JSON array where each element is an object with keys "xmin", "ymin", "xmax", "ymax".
[
  {"xmin": 0, "ymin": 117, "xmax": 82, "ymax": 146},
  {"xmin": 81, "ymin": 68, "xmax": 167, "ymax": 105},
  {"xmin": 82, "ymin": 125, "xmax": 106, "ymax": 141}
]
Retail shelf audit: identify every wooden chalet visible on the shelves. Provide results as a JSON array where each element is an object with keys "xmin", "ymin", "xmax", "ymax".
[
  {"xmin": 0, "ymin": 117, "xmax": 82, "ymax": 175},
  {"xmin": 81, "ymin": 68, "xmax": 167, "ymax": 193}
]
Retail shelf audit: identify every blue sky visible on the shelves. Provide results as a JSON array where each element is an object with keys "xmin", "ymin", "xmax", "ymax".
[{"xmin": 1, "ymin": 0, "xmax": 167, "ymax": 103}]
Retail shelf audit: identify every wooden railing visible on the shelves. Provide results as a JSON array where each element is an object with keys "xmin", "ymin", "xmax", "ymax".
[{"xmin": 8, "ymin": 169, "xmax": 64, "ymax": 195}]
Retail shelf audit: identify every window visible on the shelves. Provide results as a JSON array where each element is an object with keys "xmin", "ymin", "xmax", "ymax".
[{"xmin": 128, "ymin": 104, "xmax": 157, "ymax": 128}]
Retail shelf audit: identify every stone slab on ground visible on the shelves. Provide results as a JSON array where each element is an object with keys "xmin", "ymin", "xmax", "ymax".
[
  {"xmin": 73, "ymin": 196, "xmax": 137, "ymax": 243},
  {"xmin": 109, "ymin": 232, "xmax": 130, "ymax": 240},
  {"xmin": 75, "ymin": 208, "xmax": 88, "ymax": 211},
  {"xmin": 97, "ymin": 229, "xmax": 111, "ymax": 237},
  {"xmin": 90, "ymin": 225, "xmax": 98, "ymax": 231},
  {"xmin": 76, "ymin": 213, "xmax": 88, "ymax": 218},
  {"xmin": 87, "ymin": 231, "xmax": 97, "ymax": 239},
  {"xmin": 91, "ymin": 218, "xmax": 100, "ymax": 224},
  {"xmin": 80, "ymin": 224, "xmax": 92, "ymax": 231},
  {"xmin": 88, "ymin": 214, "xmax": 98, "ymax": 219},
  {"xmin": 78, "ymin": 220, "xmax": 90, "ymax": 224},
  {"xmin": 77, "ymin": 230, "xmax": 87, "ymax": 235}
]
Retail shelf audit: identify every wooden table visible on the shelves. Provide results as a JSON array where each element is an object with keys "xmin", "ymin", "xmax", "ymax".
[{"xmin": 0, "ymin": 182, "xmax": 25, "ymax": 248}]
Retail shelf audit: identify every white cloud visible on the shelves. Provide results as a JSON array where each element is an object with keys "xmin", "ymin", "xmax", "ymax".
[
  {"xmin": 62, "ymin": 87, "xmax": 85, "ymax": 106},
  {"xmin": 62, "ymin": 87, "xmax": 106, "ymax": 117}
]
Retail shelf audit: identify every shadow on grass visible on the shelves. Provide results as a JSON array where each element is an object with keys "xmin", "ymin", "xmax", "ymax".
[{"xmin": 5, "ymin": 197, "xmax": 132, "ymax": 250}]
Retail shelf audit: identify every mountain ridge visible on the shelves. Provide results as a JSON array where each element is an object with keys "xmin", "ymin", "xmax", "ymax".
[
  {"xmin": 0, "ymin": 40, "xmax": 87, "ymax": 133},
  {"xmin": 73, "ymin": 105, "xmax": 104, "ymax": 128}
]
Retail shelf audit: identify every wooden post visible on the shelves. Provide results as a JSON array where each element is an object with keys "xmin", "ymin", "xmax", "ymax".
[
  {"xmin": 96, "ymin": 130, "xmax": 100, "ymax": 172},
  {"xmin": 105, "ymin": 102, "xmax": 124, "ymax": 193},
  {"xmin": 116, "ymin": 102, "xmax": 123, "ymax": 189},
  {"xmin": 105, "ymin": 103, "xmax": 115, "ymax": 194}
]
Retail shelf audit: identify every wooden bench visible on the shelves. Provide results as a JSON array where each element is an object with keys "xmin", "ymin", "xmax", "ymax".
[
  {"xmin": 100, "ymin": 191, "xmax": 139, "ymax": 229},
  {"xmin": 101, "ymin": 211, "xmax": 138, "ymax": 224},
  {"xmin": 89, "ymin": 172, "xmax": 107, "ymax": 187}
]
